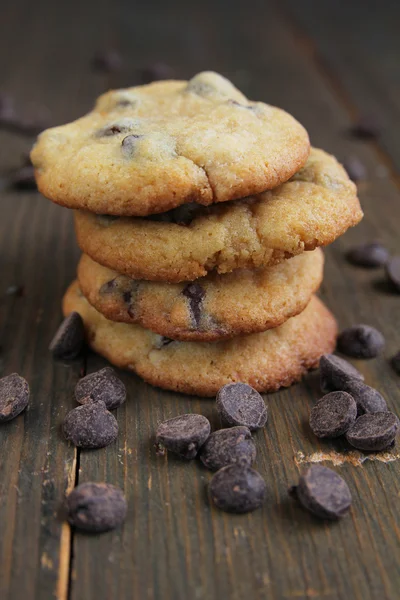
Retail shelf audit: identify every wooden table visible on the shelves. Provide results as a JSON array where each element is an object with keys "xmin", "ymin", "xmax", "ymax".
[{"xmin": 1, "ymin": 1, "xmax": 399, "ymax": 598}]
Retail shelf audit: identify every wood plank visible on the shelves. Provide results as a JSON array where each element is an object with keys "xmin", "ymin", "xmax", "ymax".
[
  {"xmin": 281, "ymin": 0, "xmax": 400, "ymax": 176},
  {"xmin": 0, "ymin": 0, "xmax": 109, "ymax": 597},
  {"xmin": 70, "ymin": 2, "xmax": 400, "ymax": 600}
]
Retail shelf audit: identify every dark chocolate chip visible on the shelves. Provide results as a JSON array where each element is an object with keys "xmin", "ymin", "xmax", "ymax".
[
  {"xmin": 182, "ymin": 282, "xmax": 205, "ymax": 327},
  {"xmin": 345, "ymin": 412, "xmax": 399, "ymax": 451},
  {"xmin": 91, "ymin": 49, "xmax": 123, "ymax": 73},
  {"xmin": 138, "ymin": 63, "xmax": 174, "ymax": 84},
  {"xmin": 155, "ymin": 413, "xmax": 211, "ymax": 459},
  {"xmin": 5, "ymin": 284, "xmax": 24, "ymax": 297},
  {"xmin": 121, "ymin": 134, "xmax": 142, "ymax": 156},
  {"xmin": 392, "ymin": 351, "xmax": 400, "ymax": 375},
  {"xmin": 63, "ymin": 399, "xmax": 118, "ymax": 449},
  {"xmin": 216, "ymin": 383, "xmax": 267, "ymax": 431},
  {"xmin": 66, "ymin": 482, "xmax": 127, "ymax": 532},
  {"xmin": 209, "ymin": 464, "xmax": 266, "ymax": 513},
  {"xmin": 350, "ymin": 114, "xmax": 381, "ymax": 139},
  {"xmin": 337, "ymin": 324, "xmax": 385, "ymax": 359},
  {"xmin": 386, "ymin": 256, "xmax": 400, "ymax": 292},
  {"xmin": 346, "ymin": 241, "xmax": 389, "ymax": 268},
  {"xmin": 343, "ymin": 379, "xmax": 387, "ymax": 415},
  {"xmin": 343, "ymin": 156, "xmax": 367, "ymax": 182},
  {"xmin": 99, "ymin": 279, "xmax": 118, "ymax": 293},
  {"xmin": 9, "ymin": 165, "xmax": 37, "ymax": 190},
  {"xmin": 292, "ymin": 465, "xmax": 352, "ymax": 520},
  {"xmin": 320, "ymin": 354, "xmax": 364, "ymax": 393},
  {"xmin": 309, "ymin": 391, "xmax": 357, "ymax": 438},
  {"xmin": 49, "ymin": 312, "xmax": 85, "ymax": 360},
  {"xmin": 199, "ymin": 426, "xmax": 256, "ymax": 471},
  {"xmin": 0, "ymin": 373, "xmax": 29, "ymax": 423},
  {"xmin": 75, "ymin": 367, "xmax": 126, "ymax": 410}
]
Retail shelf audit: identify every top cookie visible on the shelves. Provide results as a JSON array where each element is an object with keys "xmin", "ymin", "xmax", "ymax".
[{"xmin": 31, "ymin": 71, "xmax": 310, "ymax": 216}]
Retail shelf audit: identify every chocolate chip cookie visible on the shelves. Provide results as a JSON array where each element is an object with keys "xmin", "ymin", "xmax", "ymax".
[
  {"xmin": 74, "ymin": 148, "xmax": 362, "ymax": 282},
  {"xmin": 31, "ymin": 71, "xmax": 310, "ymax": 216},
  {"xmin": 77, "ymin": 249, "xmax": 323, "ymax": 341},
  {"xmin": 63, "ymin": 281, "xmax": 337, "ymax": 397}
]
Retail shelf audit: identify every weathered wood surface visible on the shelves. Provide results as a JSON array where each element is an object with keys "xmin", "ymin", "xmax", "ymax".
[{"xmin": 0, "ymin": 1, "xmax": 399, "ymax": 599}]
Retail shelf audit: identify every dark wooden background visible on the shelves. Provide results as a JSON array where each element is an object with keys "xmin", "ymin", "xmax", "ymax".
[{"xmin": 0, "ymin": 0, "xmax": 399, "ymax": 598}]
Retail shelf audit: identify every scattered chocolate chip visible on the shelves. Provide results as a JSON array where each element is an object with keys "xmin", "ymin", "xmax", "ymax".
[
  {"xmin": 63, "ymin": 399, "xmax": 118, "ymax": 449},
  {"xmin": 343, "ymin": 379, "xmax": 387, "ymax": 414},
  {"xmin": 350, "ymin": 114, "xmax": 381, "ymax": 139},
  {"xmin": 209, "ymin": 464, "xmax": 266, "ymax": 513},
  {"xmin": 343, "ymin": 156, "xmax": 367, "ymax": 182},
  {"xmin": 138, "ymin": 63, "xmax": 174, "ymax": 84},
  {"xmin": 320, "ymin": 354, "xmax": 364, "ymax": 393},
  {"xmin": 0, "ymin": 94, "xmax": 50, "ymax": 136},
  {"xmin": 0, "ymin": 373, "xmax": 29, "ymax": 423},
  {"xmin": 66, "ymin": 482, "xmax": 127, "ymax": 532},
  {"xmin": 292, "ymin": 465, "xmax": 352, "ymax": 520},
  {"xmin": 386, "ymin": 256, "xmax": 400, "ymax": 292},
  {"xmin": 216, "ymin": 383, "xmax": 267, "ymax": 431},
  {"xmin": 9, "ymin": 165, "xmax": 36, "ymax": 190},
  {"xmin": 5, "ymin": 284, "xmax": 24, "ymax": 297},
  {"xmin": 182, "ymin": 282, "xmax": 205, "ymax": 327},
  {"xmin": 75, "ymin": 367, "xmax": 126, "ymax": 410},
  {"xmin": 337, "ymin": 324, "xmax": 385, "ymax": 359},
  {"xmin": 121, "ymin": 134, "xmax": 142, "ymax": 156},
  {"xmin": 49, "ymin": 312, "xmax": 85, "ymax": 360},
  {"xmin": 155, "ymin": 414, "xmax": 211, "ymax": 459},
  {"xmin": 346, "ymin": 241, "xmax": 389, "ymax": 268},
  {"xmin": 309, "ymin": 391, "xmax": 357, "ymax": 438},
  {"xmin": 345, "ymin": 412, "xmax": 399, "ymax": 451},
  {"xmin": 91, "ymin": 49, "xmax": 123, "ymax": 73},
  {"xmin": 199, "ymin": 426, "xmax": 256, "ymax": 471},
  {"xmin": 392, "ymin": 351, "xmax": 400, "ymax": 375}
]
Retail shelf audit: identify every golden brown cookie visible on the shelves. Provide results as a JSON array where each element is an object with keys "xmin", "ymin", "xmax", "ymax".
[
  {"xmin": 77, "ymin": 249, "xmax": 324, "ymax": 341},
  {"xmin": 74, "ymin": 148, "xmax": 362, "ymax": 282},
  {"xmin": 63, "ymin": 281, "xmax": 337, "ymax": 397},
  {"xmin": 31, "ymin": 71, "xmax": 310, "ymax": 216}
]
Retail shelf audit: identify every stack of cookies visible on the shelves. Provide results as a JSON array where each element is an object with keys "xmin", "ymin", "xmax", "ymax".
[{"xmin": 31, "ymin": 71, "xmax": 363, "ymax": 396}]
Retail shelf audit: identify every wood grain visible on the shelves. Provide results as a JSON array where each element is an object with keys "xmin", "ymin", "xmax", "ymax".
[{"xmin": 0, "ymin": 1, "xmax": 399, "ymax": 599}]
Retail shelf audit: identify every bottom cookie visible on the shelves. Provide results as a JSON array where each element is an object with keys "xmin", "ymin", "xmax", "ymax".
[{"xmin": 63, "ymin": 281, "xmax": 337, "ymax": 397}]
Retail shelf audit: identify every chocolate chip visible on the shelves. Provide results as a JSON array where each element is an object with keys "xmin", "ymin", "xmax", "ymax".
[
  {"xmin": 343, "ymin": 156, "xmax": 367, "ymax": 182},
  {"xmin": 292, "ymin": 465, "xmax": 352, "ymax": 520},
  {"xmin": 209, "ymin": 464, "xmax": 266, "ymax": 513},
  {"xmin": 91, "ymin": 49, "xmax": 123, "ymax": 73},
  {"xmin": 182, "ymin": 282, "xmax": 205, "ymax": 327},
  {"xmin": 49, "ymin": 312, "xmax": 85, "ymax": 360},
  {"xmin": 392, "ymin": 351, "xmax": 400, "ymax": 375},
  {"xmin": 346, "ymin": 241, "xmax": 389, "ymax": 268},
  {"xmin": 337, "ymin": 324, "xmax": 385, "ymax": 359},
  {"xmin": 66, "ymin": 482, "xmax": 127, "ymax": 532},
  {"xmin": 9, "ymin": 165, "xmax": 37, "ymax": 190},
  {"xmin": 309, "ymin": 392, "xmax": 357, "ymax": 438},
  {"xmin": 155, "ymin": 414, "xmax": 211, "ymax": 459},
  {"xmin": 216, "ymin": 383, "xmax": 267, "ymax": 431},
  {"xmin": 121, "ymin": 134, "xmax": 142, "ymax": 157},
  {"xmin": 343, "ymin": 379, "xmax": 387, "ymax": 414},
  {"xmin": 138, "ymin": 63, "xmax": 174, "ymax": 84},
  {"xmin": 63, "ymin": 399, "xmax": 118, "ymax": 449},
  {"xmin": 0, "ymin": 373, "xmax": 29, "ymax": 423},
  {"xmin": 386, "ymin": 256, "xmax": 400, "ymax": 292},
  {"xmin": 346, "ymin": 412, "xmax": 399, "ymax": 451},
  {"xmin": 350, "ymin": 114, "xmax": 381, "ymax": 139},
  {"xmin": 5, "ymin": 284, "xmax": 24, "ymax": 297},
  {"xmin": 199, "ymin": 426, "xmax": 256, "ymax": 471},
  {"xmin": 320, "ymin": 354, "xmax": 364, "ymax": 393},
  {"xmin": 75, "ymin": 367, "xmax": 126, "ymax": 410}
]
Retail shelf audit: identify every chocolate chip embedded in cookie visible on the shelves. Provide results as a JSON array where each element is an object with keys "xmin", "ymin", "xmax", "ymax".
[
  {"xmin": 62, "ymin": 281, "xmax": 337, "ymax": 397},
  {"xmin": 31, "ymin": 71, "xmax": 310, "ymax": 216},
  {"xmin": 77, "ymin": 249, "xmax": 324, "ymax": 341},
  {"xmin": 74, "ymin": 148, "xmax": 362, "ymax": 282}
]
